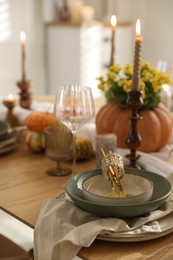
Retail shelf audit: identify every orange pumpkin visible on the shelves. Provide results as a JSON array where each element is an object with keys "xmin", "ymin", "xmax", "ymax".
[
  {"xmin": 24, "ymin": 111, "xmax": 61, "ymax": 133},
  {"xmin": 96, "ymin": 102, "xmax": 173, "ymax": 153}
]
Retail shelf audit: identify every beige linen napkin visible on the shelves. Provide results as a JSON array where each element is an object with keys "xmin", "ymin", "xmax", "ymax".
[
  {"xmin": 118, "ymin": 148, "xmax": 173, "ymax": 184},
  {"xmin": 34, "ymin": 151, "xmax": 173, "ymax": 260},
  {"xmin": 34, "ymin": 193, "xmax": 173, "ymax": 260}
]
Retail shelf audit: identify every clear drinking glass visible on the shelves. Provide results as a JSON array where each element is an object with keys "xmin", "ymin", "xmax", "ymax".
[
  {"xmin": 44, "ymin": 125, "xmax": 73, "ymax": 176},
  {"xmin": 54, "ymin": 85, "xmax": 95, "ymax": 176}
]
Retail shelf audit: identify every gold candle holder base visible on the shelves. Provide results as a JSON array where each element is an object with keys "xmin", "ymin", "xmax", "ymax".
[{"xmin": 17, "ymin": 80, "xmax": 32, "ymax": 109}]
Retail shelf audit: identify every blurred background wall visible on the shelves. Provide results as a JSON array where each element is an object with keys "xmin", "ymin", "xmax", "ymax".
[{"xmin": 0, "ymin": 0, "xmax": 172, "ymax": 98}]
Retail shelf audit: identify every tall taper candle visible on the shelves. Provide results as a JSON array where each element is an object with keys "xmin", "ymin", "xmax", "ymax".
[
  {"xmin": 20, "ymin": 31, "xmax": 26, "ymax": 82},
  {"xmin": 110, "ymin": 15, "xmax": 117, "ymax": 66},
  {"xmin": 132, "ymin": 19, "xmax": 143, "ymax": 91}
]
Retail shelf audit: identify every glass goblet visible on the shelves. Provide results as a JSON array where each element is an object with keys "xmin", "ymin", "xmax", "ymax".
[
  {"xmin": 54, "ymin": 85, "xmax": 95, "ymax": 176},
  {"xmin": 44, "ymin": 125, "xmax": 73, "ymax": 176}
]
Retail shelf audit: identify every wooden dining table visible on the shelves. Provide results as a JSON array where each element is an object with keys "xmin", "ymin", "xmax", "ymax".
[
  {"xmin": 1, "ymin": 130, "xmax": 173, "ymax": 260},
  {"xmin": 1, "ymin": 93, "xmax": 173, "ymax": 260}
]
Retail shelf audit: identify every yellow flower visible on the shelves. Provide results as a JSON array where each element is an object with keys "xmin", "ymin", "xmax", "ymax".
[
  {"xmin": 123, "ymin": 64, "xmax": 133, "ymax": 77},
  {"xmin": 110, "ymin": 64, "xmax": 122, "ymax": 73},
  {"xmin": 141, "ymin": 62, "xmax": 152, "ymax": 71},
  {"xmin": 97, "ymin": 83, "xmax": 105, "ymax": 92},
  {"xmin": 141, "ymin": 70, "xmax": 152, "ymax": 81},
  {"xmin": 121, "ymin": 79, "xmax": 132, "ymax": 92},
  {"xmin": 152, "ymin": 81, "xmax": 159, "ymax": 92},
  {"xmin": 97, "ymin": 61, "xmax": 172, "ymax": 109},
  {"xmin": 107, "ymin": 71, "xmax": 117, "ymax": 81}
]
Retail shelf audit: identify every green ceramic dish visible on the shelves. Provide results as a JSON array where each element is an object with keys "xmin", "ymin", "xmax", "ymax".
[
  {"xmin": 0, "ymin": 121, "xmax": 9, "ymax": 141},
  {"xmin": 65, "ymin": 168, "xmax": 172, "ymax": 218}
]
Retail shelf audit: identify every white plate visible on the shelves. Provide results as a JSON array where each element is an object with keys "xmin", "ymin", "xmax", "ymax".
[
  {"xmin": 0, "ymin": 131, "xmax": 18, "ymax": 155},
  {"xmin": 0, "ymin": 121, "xmax": 9, "ymax": 140},
  {"xmin": 59, "ymin": 192, "xmax": 173, "ymax": 242},
  {"xmin": 0, "ymin": 143, "xmax": 17, "ymax": 155},
  {"xmin": 97, "ymin": 212, "xmax": 173, "ymax": 242}
]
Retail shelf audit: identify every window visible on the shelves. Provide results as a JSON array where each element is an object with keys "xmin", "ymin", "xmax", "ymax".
[{"xmin": 0, "ymin": 0, "xmax": 11, "ymax": 41}]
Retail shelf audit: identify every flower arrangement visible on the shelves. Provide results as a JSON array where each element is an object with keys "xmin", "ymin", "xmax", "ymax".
[{"xmin": 97, "ymin": 61, "xmax": 172, "ymax": 109}]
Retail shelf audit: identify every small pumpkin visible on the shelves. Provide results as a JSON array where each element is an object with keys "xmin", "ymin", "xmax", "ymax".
[
  {"xmin": 26, "ymin": 131, "xmax": 44, "ymax": 152},
  {"xmin": 25, "ymin": 129, "xmax": 94, "ymax": 159},
  {"xmin": 75, "ymin": 136, "xmax": 94, "ymax": 160},
  {"xmin": 24, "ymin": 111, "xmax": 61, "ymax": 133},
  {"xmin": 96, "ymin": 102, "xmax": 173, "ymax": 153}
]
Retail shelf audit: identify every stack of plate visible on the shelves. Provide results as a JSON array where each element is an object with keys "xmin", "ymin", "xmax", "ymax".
[
  {"xmin": 0, "ymin": 121, "xmax": 9, "ymax": 140},
  {"xmin": 0, "ymin": 121, "xmax": 18, "ymax": 155},
  {"xmin": 65, "ymin": 168, "xmax": 172, "ymax": 218}
]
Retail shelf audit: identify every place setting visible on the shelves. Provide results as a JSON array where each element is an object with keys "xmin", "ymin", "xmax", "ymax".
[
  {"xmin": 65, "ymin": 150, "xmax": 173, "ymax": 240},
  {"xmin": 34, "ymin": 145, "xmax": 173, "ymax": 260}
]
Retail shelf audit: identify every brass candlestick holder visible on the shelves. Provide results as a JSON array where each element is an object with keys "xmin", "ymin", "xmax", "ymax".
[
  {"xmin": 3, "ymin": 99, "xmax": 20, "ymax": 127},
  {"xmin": 125, "ymin": 90, "xmax": 143, "ymax": 167},
  {"xmin": 17, "ymin": 80, "xmax": 32, "ymax": 109}
]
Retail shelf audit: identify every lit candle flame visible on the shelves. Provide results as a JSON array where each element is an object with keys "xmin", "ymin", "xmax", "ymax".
[
  {"xmin": 136, "ymin": 19, "xmax": 141, "ymax": 37},
  {"xmin": 20, "ymin": 31, "xmax": 26, "ymax": 45},
  {"xmin": 8, "ymin": 94, "xmax": 14, "ymax": 101},
  {"xmin": 111, "ymin": 15, "xmax": 117, "ymax": 29}
]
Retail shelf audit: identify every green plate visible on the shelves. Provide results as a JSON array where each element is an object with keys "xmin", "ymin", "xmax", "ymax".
[
  {"xmin": 65, "ymin": 168, "xmax": 172, "ymax": 218},
  {"xmin": 0, "ymin": 121, "xmax": 9, "ymax": 141}
]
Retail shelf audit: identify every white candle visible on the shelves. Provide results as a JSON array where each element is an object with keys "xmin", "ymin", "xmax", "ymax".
[
  {"xmin": 132, "ymin": 19, "xmax": 143, "ymax": 91},
  {"xmin": 110, "ymin": 15, "xmax": 117, "ymax": 66},
  {"xmin": 20, "ymin": 31, "xmax": 27, "ymax": 82}
]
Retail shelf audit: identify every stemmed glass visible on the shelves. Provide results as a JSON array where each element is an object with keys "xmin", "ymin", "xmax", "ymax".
[
  {"xmin": 44, "ymin": 125, "xmax": 73, "ymax": 176},
  {"xmin": 54, "ymin": 85, "xmax": 95, "ymax": 176}
]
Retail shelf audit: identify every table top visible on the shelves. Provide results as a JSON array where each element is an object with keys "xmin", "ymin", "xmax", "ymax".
[
  {"xmin": 0, "ymin": 133, "xmax": 96, "ymax": 228},
  {"xmin": 1, "ymin": 133, "xmax": 173, "ymax": 260}
]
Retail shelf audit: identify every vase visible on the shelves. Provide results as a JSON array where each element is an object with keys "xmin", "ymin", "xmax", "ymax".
[{"xmin": 96, "ymin": 102, "xmax": 173, "ymax": 153}]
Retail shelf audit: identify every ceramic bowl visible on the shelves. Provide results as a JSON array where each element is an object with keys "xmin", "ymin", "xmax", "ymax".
[
  {"xmin": 82, "ymin": 173, "xmax": 154, "ymax": 206},
  {"xmin": 65, "ymin": 168, "xmax": 172, "ymax": 218}
]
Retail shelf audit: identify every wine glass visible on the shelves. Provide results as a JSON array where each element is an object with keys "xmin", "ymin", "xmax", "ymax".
[
  {"xmin": 44, "ymin": 125, "xmax": 73, "ymax": 176},
  {"xmin": 54, "ymin": 85, "xmax": 95, "ymax": 176}
]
